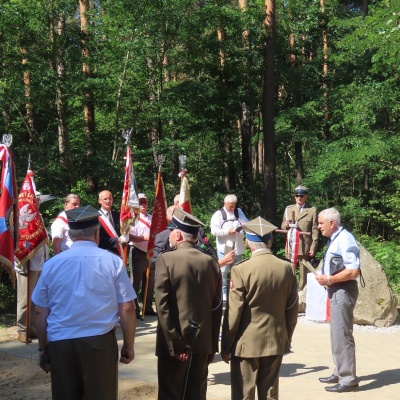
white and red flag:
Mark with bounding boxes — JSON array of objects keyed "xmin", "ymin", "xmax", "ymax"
[
  {"xmin": 178, "ymin": 172, "xmax": 192, "ymax": 214},
  {"xmin": 120, "ymin": 146, "xmax": 140, "ymax": 236},
  {"xmin": 147, "ymin": 170, "xmax": 167, "ymax": 261},
  {"xmin": 119, "ymin": 145, "xmax": 140, "ymax": 265},
  {"xmin": 15, "ymin": 169, "xmax": 48, "ymax": 265},
  {"xmin": 0, "ymin": 144, "xmax": 18, "ymax": 283}
]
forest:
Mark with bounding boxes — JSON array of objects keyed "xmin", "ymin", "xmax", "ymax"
[{"xmin": 1, "ymin": 0, "xmax": 400, "ymax": 293}]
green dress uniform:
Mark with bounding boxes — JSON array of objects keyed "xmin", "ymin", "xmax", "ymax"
[
  {"xmin": 155, "ymin": 241, "xmax": 222, "ymax": 400},
  {"xmin": 221, "ymin": 247, "xmax": 298, "ymax": 400},
  {"xmin": 281, "ymin": 203, "xmax": 319, "ymax": 289}
]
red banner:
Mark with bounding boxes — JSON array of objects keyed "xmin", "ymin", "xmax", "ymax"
[
  {"xmin": 147, "ymin": 171, "xmax": 167, "ymax": 261},
  {"xmin": 0, "ymin": 145, "xmax": 18, "ymax": 280},
  {"xmin": 15, "ymin": 170, "xmax": 48, "ymax": 265}
]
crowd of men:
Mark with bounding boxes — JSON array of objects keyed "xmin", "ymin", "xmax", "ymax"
[{"xmin": 18, "ymin": 185, "xmax": 361, "ymax": 399}]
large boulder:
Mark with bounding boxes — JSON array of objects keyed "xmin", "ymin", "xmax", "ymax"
[{"xmin": 354, "ymin": 244, "xmax": 398, "ymax": 327}]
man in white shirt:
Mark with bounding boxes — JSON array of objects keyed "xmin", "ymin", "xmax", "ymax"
[
  {"xmin": 210, "ymin": 194, "xmax": 248, "ymax": 300},
  {"xmin": 129, "ymin": 193, "xmax": 155, "ymax": 317},
  {"xmin": 50, "ymin": 193, "xmax": 80, "ymax": 254}
]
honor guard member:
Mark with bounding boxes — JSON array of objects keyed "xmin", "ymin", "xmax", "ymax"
[
  {"xmin": 129, "ymin": 193, "xmax": 156, "ymax": 317},
  {"xmin": 281, "ymin": 185, "xmax": 319, "ymax": 290},
  {"xmin": 50, "ymin": 193, "xmax": 80, "ymax": 254},
  {"xmin": 33, "ymin": 205, "xmax": 137, "ymax": 400},
  {"xmin": 221, "ymin": 217, "xmax": 298, "ymax": 400},
  {"xmin": 155, "ymin": 208, "xmax": 222, "ymax": 400},
  {"xmin": 98, "ymin": 190, "xmax": 123, "ymax": 256}
]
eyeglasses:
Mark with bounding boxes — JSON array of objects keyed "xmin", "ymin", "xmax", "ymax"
[{"xmin": 295, "ymin": 194, "xmax": 304, "ymax": 198}]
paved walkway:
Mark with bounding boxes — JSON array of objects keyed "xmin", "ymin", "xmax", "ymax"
[{"xmin": 1, "ymin": 315, "xmax": 399, "ymax": 399}]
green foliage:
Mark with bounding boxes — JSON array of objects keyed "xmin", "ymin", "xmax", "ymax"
[{"xmin": 360, "ymin": 235, "xmax": 400, "ymax": 295}]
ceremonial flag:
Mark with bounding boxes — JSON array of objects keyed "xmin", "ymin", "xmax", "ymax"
[
  {"xmin": 15, "ymin": 170, "xmax": 48, "ymax": 265},
  {"xmin": 0, "ymin": 144, "xmax": 18, "ymax": 283},
  {"xmin": 286, "ymin": 225, "xmax": 301, "ymax": 267},
  {"xmin": 147, "ymin": 170, "xmax": 167, "ymax": 261},
  {"xmin": 179, "ymin": 176, "xmax": 192, "ymax": 214},
  {"xmin": 120, "ymin": 146, "xmax": 139, "ymax": 237}
]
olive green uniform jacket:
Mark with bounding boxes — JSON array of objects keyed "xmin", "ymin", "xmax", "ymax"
[
  {"xmin": 155, "ymin": 241, "xmax": 222, "ymax": 357},
  {"xmin": 221, "ymin": 248, "xmax": 298, "ymax": 357},
  {"xmin": 281, "ymin": 203, "xmax": 319, "ymax": 257}
]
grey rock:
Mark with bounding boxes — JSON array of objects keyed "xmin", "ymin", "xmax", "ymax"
[{"xmin": 354, "ymin": 244, "xmax": 398, "ymax": 327}]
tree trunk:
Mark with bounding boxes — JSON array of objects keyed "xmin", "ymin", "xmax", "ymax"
[
  {"xmin": 262, "ymin": 0, "xmax": 277, "ymax": 221},
  {"xmin": 80, "ymin": 0, "xmax": 97, "ymax": 191},
  {"xmin": 238, "ymin": 0, "xmax": 256, "ymax": 213},
  {"xmin": 49, "ymin": 8, "xmax": 76, "ymax": 187},
  {"xmin": 320, "ymin": 0, "xmax": 330, "ymax": 140}
]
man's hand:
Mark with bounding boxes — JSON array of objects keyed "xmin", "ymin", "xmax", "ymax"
[
  {"xmin": 228, "ymin": 229, "xmax": 237, "ymax": 235},
  {"xmin": 218, "ymin": 250, "xmax": 235, "ymax": 267},
  {"xmin": 221, "ymin": 352, "xmax": 231, "ymax": 364},
  {"xmin": 308, "ymin": 250, "xmax": 315, "ymax": 257},
  {"xmin": 39, "ymin": 348, "xmax": 51, "ymax": 373},
  {"xmin": 120, "ymin": 345, "xmax": 135, "ymax": 364},
  {"xmin": 174, "ymin": 348, "xmax": 189, "ymax": 362}
]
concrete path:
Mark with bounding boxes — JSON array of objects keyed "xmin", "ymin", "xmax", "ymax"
[{"xmin": 1, "ymin": 315, "xmax": 399, "ymax": 399}]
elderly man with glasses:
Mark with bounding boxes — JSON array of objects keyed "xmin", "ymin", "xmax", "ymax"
[{"xmin": 281, "ymin": 185, "xmax": 319, "ymax": 290}]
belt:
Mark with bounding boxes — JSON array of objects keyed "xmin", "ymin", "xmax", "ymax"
[{"xmin": 328, "ymin": 280, "xmax": 356, "ymax": 288}]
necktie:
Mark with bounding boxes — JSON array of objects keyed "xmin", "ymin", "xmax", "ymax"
[{"xmin": 107, "ymin": 212, "xmax": 115, "ymax": 228}]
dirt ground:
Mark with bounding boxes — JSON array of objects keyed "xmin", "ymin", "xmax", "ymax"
[{"xmin": 0, "ymin": 325, "xmax": 158, "ymax": 400}]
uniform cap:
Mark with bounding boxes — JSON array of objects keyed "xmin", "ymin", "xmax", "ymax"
[
  {"xmin": 294, "ymin": 185, "xmax": 308, "ymax": 195},
  {"xmin": 171, "ymin": 208, "xmax": 205, "ymax": 235},
  {"xmin": 66, "ymin": 205, "xmax": 100, "ymax": 229},
  {"xmin": 138, "ymin": 193, "xmax": 147, "ymax": 200},
  {"xmin": 243, "ymin": 217, "xmax": 277, "ymax": 243}
]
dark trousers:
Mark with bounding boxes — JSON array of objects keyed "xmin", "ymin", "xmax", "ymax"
[
  {"xmin": 157, "ymin": 354, "xmax": 208, "ymax": 400},
  {"xmin": 130, "ymin": 246, "xmax": 155, "ymax": 311},
  {"xmin": 49, "ymin": 330, "xmax": 118, "ymax": 400}
]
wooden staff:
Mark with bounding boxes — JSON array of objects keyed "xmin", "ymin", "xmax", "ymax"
[{"xmin": 25, "ymin": 260, "xmax": 31, "ymax": 344}]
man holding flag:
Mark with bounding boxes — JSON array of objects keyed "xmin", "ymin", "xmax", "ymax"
[
  {"xmin": 15, "ymin": 169, "xmax": 48, "ymax": 344},
  {"xmin": 129, "ymin": 193, "xmax": 156, "ymax": 317},
  {"xmin": 281, "ymin": 185, "xmax": 319, "ymax": 290}
]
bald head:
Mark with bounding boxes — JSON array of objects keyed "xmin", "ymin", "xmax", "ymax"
[{"xmin": 98, "ymin": 190, "xmax": 113, "ymax": 212}]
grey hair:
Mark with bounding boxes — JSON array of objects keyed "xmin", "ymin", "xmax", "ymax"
[
  {"xmin": 69, "ymin": 223, "xmax": 100, "ymax": 242},
  {"xmin": 224, "ymin": 194, "xmax": 237, "ymax": 204},
  {"xmin": 64, "ymin": 193, "xmax": 80, "ymax": 204},
  {"xmin": 246, "ymin": 239, "xmax": 271, "ymax": 250},
  {"xmin": 180, "ymin": 230, "xmax": 197, "ymax": 242},
  {"xmin": 318, "ymin": 207, "xmax": 342, "ymax": 226}
]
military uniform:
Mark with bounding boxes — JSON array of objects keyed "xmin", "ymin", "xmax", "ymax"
[
  {"xmin": 155, "ymin": 209, "xmax": 222, "ymax": 400},
  {"xmin": 221, "ymin": 217, "xmax": 298, "ymax": 400},
  {"xmin": 281, "ymin": 186, "xmax": 319, "ymax": 290}
]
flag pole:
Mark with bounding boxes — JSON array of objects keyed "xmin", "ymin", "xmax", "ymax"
[
  {"xmin": 119, "ymin": 129, "xmax": 139, "ymax": 267},
  {"xmin": 25, "ymin": 156, "xmax": 31, "ymax": 345},
  {"xmin": 142, "ymin": 155, "xmax": 166, "ymax": 319}
]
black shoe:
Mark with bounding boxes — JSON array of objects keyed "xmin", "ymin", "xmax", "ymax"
[
  {"xmin": 144, "ymin": 309, "xmax": 157, "ymax": 316},
  {"xmin": 325, "ymin": 384, "xmax": 359, "ymax": 393},
  {"xmin": 319, "ymin": 374, "xmax": 339, "ymax": 384}
]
